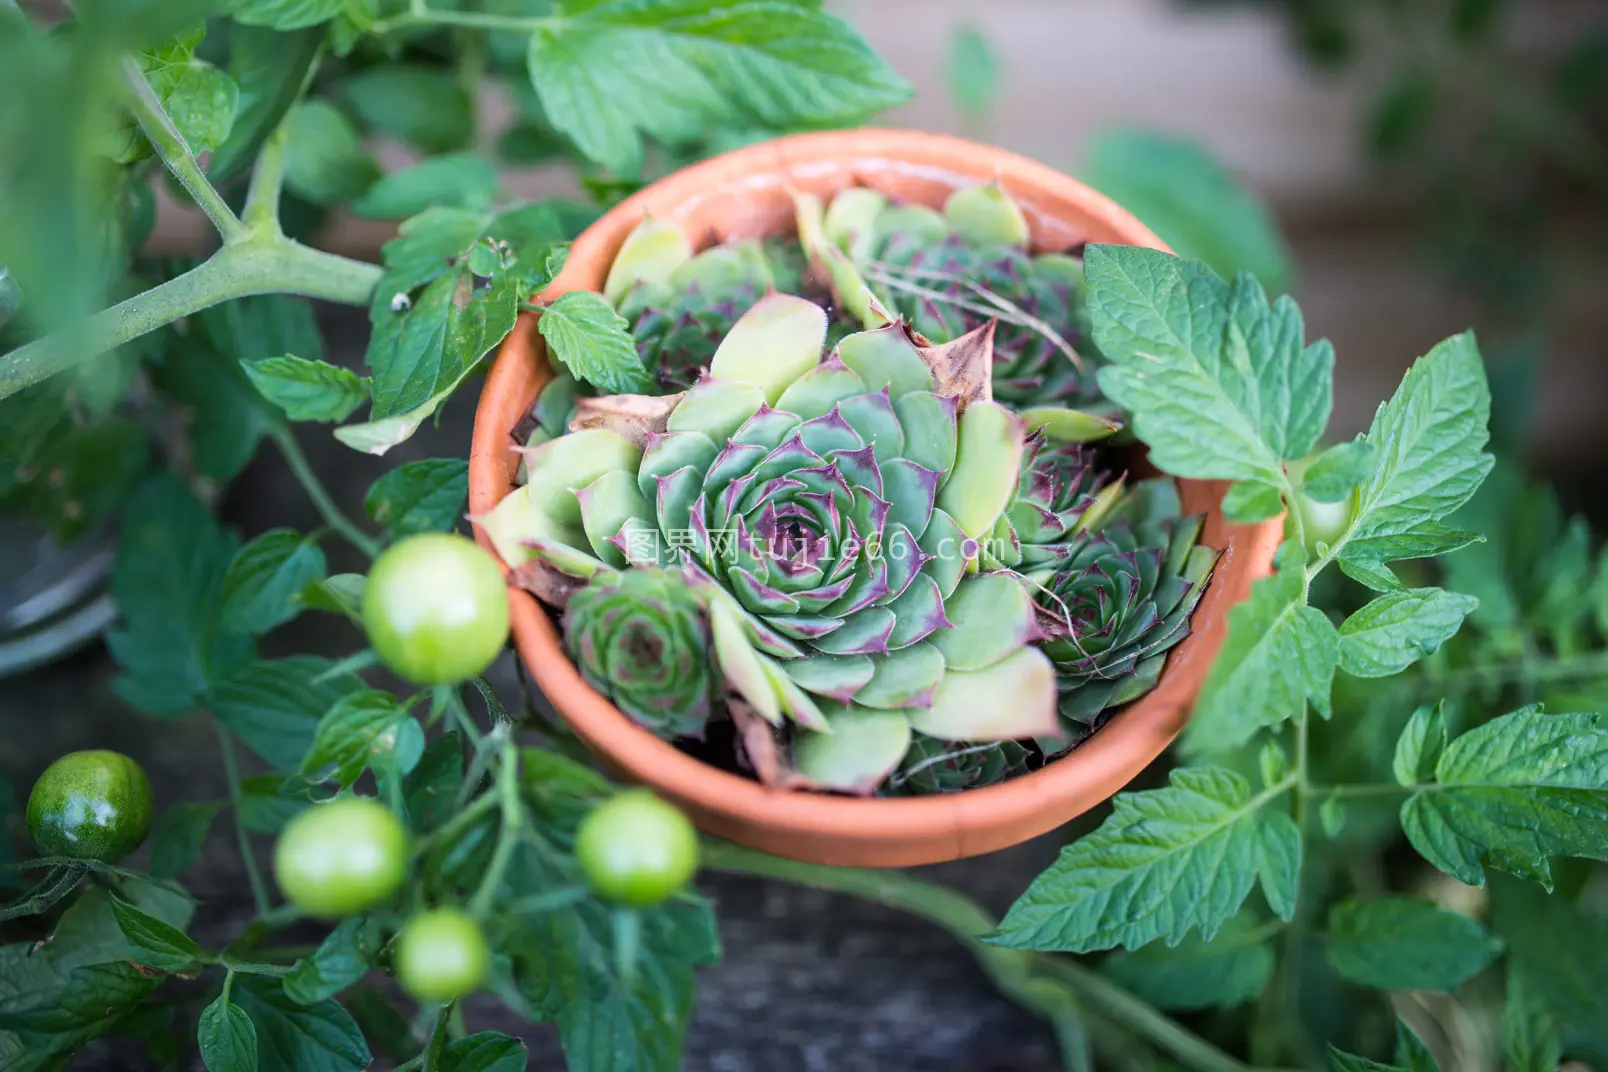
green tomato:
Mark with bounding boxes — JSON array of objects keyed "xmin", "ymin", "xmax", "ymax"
[
  {"xmin": 362, "ymin": 533, "xmax": 510, "ymax": 686},
  {"xmin": 1287, "ymin": 453, "xmax": 1358, "ymax": 553},
  {"xmin": 394, "ymin": 907, "xmax": 490, "ymax": 1003},
  {"xmin": 273, "ymin": 797, "xmax": 408, "ymax": 917},
  {"xmin": 575, "ymin": 790, "xmax": 699, "ymax": 907},
  {"xmin": 26, "ymin": 750, "xmax": 153, "ymax": 863}
]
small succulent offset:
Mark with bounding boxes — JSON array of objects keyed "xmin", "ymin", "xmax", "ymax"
[
  {"xmin": 806, "ymin": 183, "xmax": 1111, "ymax": 412},
  {"xmin": 483, "ymin": 290, "xmax": 1091, "ymax": 793},
  {"xmin": 563, "ymin": 567, "xmax": 718, "ymax": 740},
  {"xmin": 1037, "ymin": 480, "xmax": 1219, "ymax": 749}
]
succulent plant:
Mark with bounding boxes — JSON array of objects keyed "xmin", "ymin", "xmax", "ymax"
[
  {"xmin": 604, "ymin": 217, "xmax": 812, "ymax": 393},
  {"xmin": 806, "ymin": 184, "xmax": 1110, "ymax": 412},
  {"xmin": 480, "ymin": 291, "xmax": 1077, "ymax": 794},
  {"xmin": 1036, "ymin": 480, "xmax": 1220, "ymax": 752},
  {"xmin": 884, "ymin": 738, "xmax": 1032, "ymax": 796},
  {"xmin": 983, "ymin": 431, "xmax": 1126, "ymax": 577},
  {"xmin": 562, "ymin": 566, "xmax": 718, "ymax": 740}
]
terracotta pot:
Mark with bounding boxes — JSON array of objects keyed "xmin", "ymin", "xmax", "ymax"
[{"xmin": 469, "ymin": 128, "xmax": 1283, "ymax": 867}]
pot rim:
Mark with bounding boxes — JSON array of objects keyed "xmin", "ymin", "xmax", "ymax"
[{"xmin": 469, "ymin": 128, "xmax": 1283, "ymax": 864}]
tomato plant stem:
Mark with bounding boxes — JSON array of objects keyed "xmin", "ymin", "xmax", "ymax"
[
  {"xmin": 702, "ymin": 843, "xmax": 1272, "ymax": 1072},
  {"xmin": 421, "ymin": 1000, "xmax": 453, "ymax": 1072},
  {"xmin": 468, "ymin": 738, "xmax": 523, "ymax": 918},
  {"xmin": 243, "ymin": 124, "xmax": 289, "ymax": 236},
  {"xmin": 121, "ymin": 57, "xmax": 247, "ymax": 245},
  {"xmin": 0, "ymin": 238, "xmax": 382, "ymax": 401},
  {"xmin": 217, "ymin": 723, "xmax": 272, "ymax": 918},
  {"xmin": 269, "ymin": 426, "xmax": 383, "ymax": 557}
]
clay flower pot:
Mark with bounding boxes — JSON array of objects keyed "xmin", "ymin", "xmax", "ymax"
[{"xmin": 469, "ymin": 129, "xmax": 1282, "ymax": 867}]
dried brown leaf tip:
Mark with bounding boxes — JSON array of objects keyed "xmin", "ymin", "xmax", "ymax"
[
  {"xmin": 567, "ymin": 392, "xmax": 684, "ymax": 446},
  {"xmin": 921, "ymin": 318, "xmax": 997, "ymax": 411}
]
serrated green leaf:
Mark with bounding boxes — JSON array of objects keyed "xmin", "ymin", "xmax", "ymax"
[
  {"xmin": 152, "ymin": 331, "xmax": 274, "ymax": 483},
  {"xmin": 527, "ymin": 0, "xmax": 910, "ymax": 174},
  {"xmin": 1502, "ymin": 968, "xmax": 1561, "ymax": 1072},
  {"xmin": 242, "ymin": 356, "xmax": 371, "ymax": 423},
  {"xmin": 1222, "ymin": 479, "xmax": 1284, "ymax": 524},
  {"xmin": 1338, "ymin": 557, "xmax": 1403, "ymax": 593},
  {"xmin": 1257, "ymin": 740, "xmax": 1289, "ymax": 788},
  {"xmin": 1319, "ymin": 795, "xmax": 1346, "ymax": 836},
  {"xmin": 300, "ymin": 689, "xmax": 411, "ymax": 788},
  {"xmin": 283, "ymin": 919, "xmax": 371, "ymax": 1006},
  {"xmin": 0, "ymin": 962, "xmax": 159, "ymax": 1059},
  {"xmin": 199, "ymin": 994, "xmax": 258, "ymax": 1072},
  {"xmin": 297, "ymin": 573, "xmax": 365, "ymax": 620},
  {"xmin": 1302, "ymin": 440, "xmax": 1376, "ymax": 502},
  {"xmin": 208, "ymin": 656, "xmax": 366, "ymax": 769},
  {"xmin": 403, "ymin": 730, "xmax": 464, "ymax": 834},
  {"xmin": 1489, "ymin": 875, "xmax": 1608, "ymax": 1056},
  {"xmin": 1337, "ymin": 588, "xmax": 1477, "ymax": 678},
  {"xmin": 351, "ymin": 154, "xmax": 500, "ymax": 219},
  {"xmin": 343, "ymin": 64, "xmax": 474, "ymax": 154},
  {"xmin": 109, "ymin": 895, "xmax": 199, "ymax": 971},
  {"xmin": 1255, "ymin": 811, "xmax": 1301, "ymax": 920},
  {"xmin": 221, "ymin": 529, "xmax": 327, "ymax": 635},
  {"xmin": 1393, "ymin": 703, "xmax": 1447, "ymax": 787},
  {"xmin": 233, "ymin": 974, "xmax": 369, "ymax": 1072},
  {"xmin": 209, "ymin": 24, "xmax": 322, "ymax": 183},
  {"xmin": 437, "ymin": 1031, "xmax": 528, "ymax": 1072},
  {"xmin": 237, "ymin": 774, "xmax": 310, "ymax": 835},
  {"xmin": 148, "ymin": 801, "xmax": 222, "ymax": 880},
  {"xmin": 284, "ymin": 100, "xmax": 381, "ymax": 206},
  {"xmin": 990, "ymin": 768, "xmax": 1293, "ymax": 952},
  {"xmin": 1088, "ymin": 245, "xmax": 1331, "ymax": 486},
  {"xmin": 1339, "ymin": 333, "xmax": 1493, "ymax": 566},
  {"xmin": 1184, "ymin": 549, "xmax": 1338, "ymax": 752},
  {"xmin": 1400, "ymin": 708, "xmax": 1608, "ymax": 888},
  {"xmin": 116, "ymin": 29, "xmax": 238, "ymax": 162},
  {"xmin": 1325, "ymin": 897, "xmax": 1501, "ymax": 992},
  {"xmin": 537, "ymin": 290, "xmax": 652, "ymax": 393},
  {"xmin": 108, "ymin": 474, "xmax": 252, "ymax": 716},
  {"xmin": 1081, "ymin": 130, "xmax": 1292, "ymax": 292},
  {"xmin": 1327, "ymin": 1046, "xmax": 1409, "ymax": 1072},
  {"xmin": 231, "ymin": 0, "xmax": 347, "ymax": 30},
  {"xmin": 1342, "ymin": 525, "xmax": 1483, "ymax": 565},
  {"xmin": 1101, "ymin": 915, "xmax": 1275, "ymax": 1011},
  {"xmin": 365, "ymin": 459, "xmax": 468, "ymax": 536}
]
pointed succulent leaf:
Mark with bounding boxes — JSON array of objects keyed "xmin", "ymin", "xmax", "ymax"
[
  {"xmin": 784, "ymin": 653, "xmax": 875, "ymax": 701},
  {"xmin": 708, "ymin": 596, "xmax": 782, "ymax": 725},
  {"xmin": 604, "ymin": 217, "xmax": 692, "ymax": 306},
  {"xmin": 855, "ymin": 642, "xmax": 946, "ymax": 709},
  {"xmin": 1019, "ymin": 407, "xmax": 1123, "ymax": 443},
  {"xmin": 576, "ymin": 470, "xmax": 656, "ymax": 567},
  {"xmin": 944, "ymin": 183, "xmax": 1029, "ymax": 248},
  {"xmin": 709, "ymin": 293, "xmax": 827, "ymax": 405},
  {"xmin": 929, "ymin": 573, "xmax": 1041, "ymax": 671},
  {"xmin": 892, "ymin": 391, "xmax": 959, "ymax": 479},
  {"xmin": 794, "ymin": 704, "xmax": 912, "ymax": 794},
  {"xmin": 823, "ymin": 187, "xmax": 888, "ymax": 261},
  {"xmin": 910, "ymin": 646, "xmax": 1059, "ymax": 741},
  {"xmin": 665, "ymin": 378, "xmax": 768, "ymax": 443},
  {"xmin": 795, "ymin": 191, "xmax": 885, "ymax": 328},
  {"xmin": 873, "ymin": 203, "xmax": 952, "ymax": 247},
  {"xmin": 834, "ymin": 323, "xmax": 935, "ymax": 399},
  {"xmin": 522, "ymin": 428, "xmax": 642, "ymax": 527},
  {"xmin": 938, "ymin": 401, "xmax": 1023, "ymax": 539},
  {"xmin": 920, "ymin": 320, "xmax": 997, "ymax": 409},
  {"xmin": 776, "ymin": 356, "xmax": 868, "ymax": 420}
]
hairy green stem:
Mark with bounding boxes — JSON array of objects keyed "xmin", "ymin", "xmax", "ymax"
[
  {"xmin": 243, "ymin": 124, "xmax": 290, "ymax": 235},
  {"xmin": 218, "ymin": 723, "xmax": 272, "ymax": 918},
  {"xmin": 468, "ymin": 738, "xmax": 523, "ymax": 918},
  {"xmin": 1419, "ymin": 648, "xmax": 1608, "ymax": 694},
  {"xmin": 702, "ymin": 843, "xmax": 1262, "ymax": 1072},
  {"xmin": 269, "ymin": 426, "xmax": 383, "ymax": 558},
  {"xmin": 1, "ymin": 239, "xmax": 382, "ymax": 400},
  {"xmin": 122, "ymin": 57, "xmax": 247, "ymax": 244}
]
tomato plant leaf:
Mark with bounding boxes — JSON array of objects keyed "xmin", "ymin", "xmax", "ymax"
[
  {"xmin": 148, "ymin": 801, "xmax": 223, "ymax": 880},
  {"xmin": 237, "ymin": 774, "xmax": 311, "ymax": 835},
  {"xmin": 403, "ymin": 730, "xmax": 465, "ymax": 834},
  {"xmin": 1100, "ymin": 914, "xmax": 1275, "ymax": 1011},
  {"xmin": 298, "ymin": 574, "xmax": 366, "ymax": 621},
  {"xmin": 114, "ymin": 27, "xmax": 238, "ymax": 163},
  {"xmin": 1400, "ymin": 708, "xmax": 1608, "ymax": 888},
  {"xmin": 1338, "ymin": 557, "xmax": 1404, "ymax": 593},
  {"xmin": 1339, "ymin": 332, "xmax": 1494, "ymax": 566},
  {"xmin": 351, "ymin": 153, "xmax": 500, "ymax": 220},
  {"xmin": 198, "ymin": 994, "xmax": 258, "ymax": 1072},
  {"xmin": 526, "ymin": 0, "xmax": 910, "ymax": 174},
  {"xmin": 1489, "ymin": 876, "xmax": 1608, "ymax": 1055},
  {"xmin": 1327, "ymin": 1047, "xmax": 1412, "ymax": 1072},
  {"xmin": 1325, "ymin": 897, "xmax": 1502, "ymax": 992},
  {"xmin": 208, "ymin": 23, "xmax": 322, "ymax": 183},
  {"xmin": 1221, "ymin": 479, "xmax": 1284, "ymax": 524},
  {"xmin": 283, "ymin": 919, "xmax": 373, "ymax": 1006},
  {"xmin": 1256, "ymin": 810, "xmax": 1302, "ymax": 921},
  {"xmin": 242, "ymin": 355, "xmax": 371, "ymax": 423},
  {"xmin": 1184, "ymin": 549, "xmax": 1338, "ymax": 752},
  {"xmin": 299, "ymin": 689, "xmax": 413, "ymax": 788},
  {"xmin": 989, "ymin": 768, "xmax": 1295, "ymax": 952},
  {"xmin": 1081, "ymin": 129, "xmax": 1293, "ymax": 292},
  {"xmin": 108, "ymin": 474, "xmax": 252, "ymax": 716},
  {"xmin": 0, "ymin": 962, "xmax": 159, "ymax": 1059},
  {"xmin": 231, "ymin": 0, "xmax": 348, "ymax": 30},
  {"xmin": 1087, "ymin": 244, "xmax": 1332, "ymax": 500},
  {"xmin": 284, "ymin": 100, "xmax": 381, "ymax": 206},
  {"xmin": 153, "ymin": 332, "xmax": 275, "ymax": 483},
  {"xmin": 365, "ymin": 458, "xmax": 469, "ymax": 536},
  {"xmin": 537, "ymin": 290, "xmax": 653, "ymax": 394},
  {"xmin": 342, "ymin": 64, "xmax": 474, "ymax": 154},
  {"xmin": 109, "ymin": 894, "xmax": 200, "ymax": 972},
  {"xmin": 437, "ymin": 1031, "xmax": 528, "ymax": 1072},
  {"xmin": 221, "ymin": 529, "xmax": 328, "ymax": 635},
  {"xmin": 1502, "ymin": 968, "xmax": 1561, "ymax": 1072},
  {"xmin": 1392, "ymin": 703, "xmax": 1447, "ymax": 787},
  {"xmin": 232, "ymin": 974, "xmax": 369, "ymax": 1072},
  {"xmin": 1301, "ymin": 440, "xmax": 1376, "ymax": 503},
  {"xmin": 208, "ymin": 656, "xmax": 366, "ymax": 769},
  {"xmin": 1337, "ymin": 588, "xmax": 1478, "ymax": 678}
]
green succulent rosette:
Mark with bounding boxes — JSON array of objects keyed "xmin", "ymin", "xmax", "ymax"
[
  {"xmin": 885, "ymin": 738, "xmax": 1032, "ymax": 795},
  {"xmin": 983, "ymin": 429, "xmax": 1126, "ymax": 577},
  {"xmin": 808, "ymin": 184, "xmax": 1111, "ymax": 412},
  {"xmin": 481, "ymin": 292, "xmax": 1069, "ymax": 794},
  {"xmin": 1037, "ymin": 480, "xmax": 1221, "ymax": 753},
  {"xmin": 562, "ymin": 567, "xmax": 717, "ymax": 740},
  {"xmin": 602, "ymin": 217, "xmax": 811, "ymax": 393}
]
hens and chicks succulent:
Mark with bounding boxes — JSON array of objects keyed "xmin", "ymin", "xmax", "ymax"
[{"xmin": 480, "ymin": 183, "xmax": 1219, "ymax": 795}]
